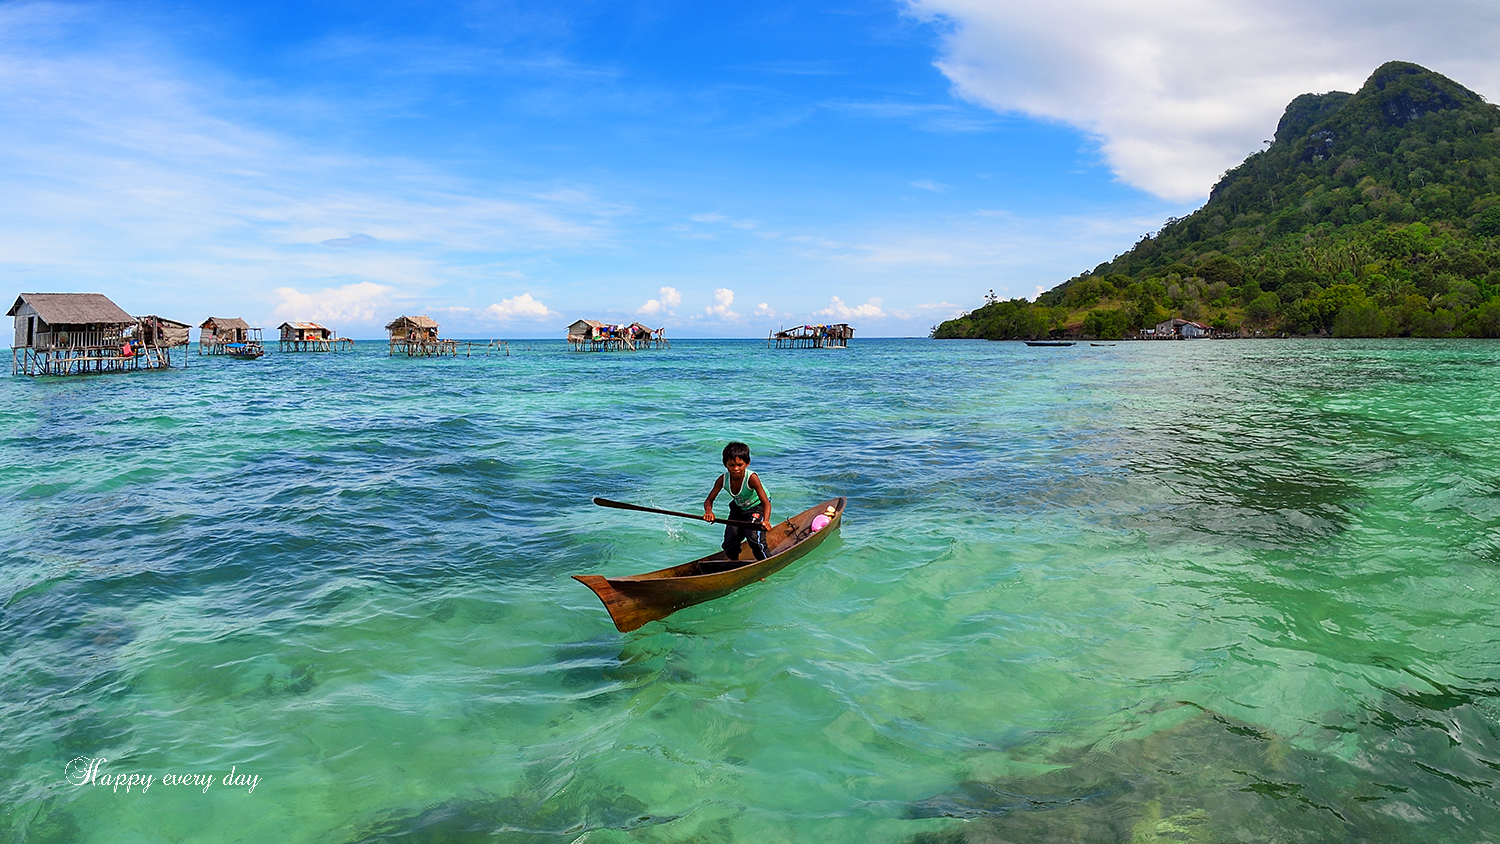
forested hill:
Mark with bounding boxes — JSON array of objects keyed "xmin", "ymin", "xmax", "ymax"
[{"xmin": 933, "ymin": 61, "xmax": 1500, "ymax": 340}]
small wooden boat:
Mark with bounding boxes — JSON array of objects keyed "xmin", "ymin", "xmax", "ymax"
[
  {"xmin": 1024, "ymin": 340, "xmax": 1075, "ymax": 347},
  {"xmin": 574, "ymin": 497, "xmax": 846, "ymax": 632},
  {"xmin": 224, "ymin": 342, "xmax": 265, "ymax": 359}
]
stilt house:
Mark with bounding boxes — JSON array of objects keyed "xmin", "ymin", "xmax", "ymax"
[
  {"xmin": 8, "ymin": 293, "xmax": 184, "ymax": 376},
  {"xmin": 387, "ymin": 315, "xmax": 439, "ymax": 342},
  {"xmin": 278, "ymin": 321, "xmax": 352, "ymax": 352},
  {"xmin": 567, "ymin": 319, "xmax": 604, "ymax": 349},
  {"xmin": 566, "ymin": 319, "xmax": 667, "ymax": 351},
  {"xmin": 136, "ymin": 315, "xmax": 191, "ymax": 347},
  {"xmin": 201, "ymin": 316, "xmax": 251, "ymax": 343},
  {"xmin": 11, "ymin": 293, "xmax": 135, "ymax": 351},
  {"xmin": 199, "ymin": 317, "xmax": 258, "ymax": 355},
  {"xmin": 281, "ymin": 322, "xmax": 332, "ymax": 342},
  {"xmin": 386, "ymin": 315, "xmax": 459, "ymax": 356},
  {"xmin": 769, "ymin": 323, "xmax": 854, "ymax": 349}
]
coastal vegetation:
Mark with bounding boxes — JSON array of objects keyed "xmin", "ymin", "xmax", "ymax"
[{"xmin": 934, "ymin": 62, "xmax": 1500, "ymax": 340}]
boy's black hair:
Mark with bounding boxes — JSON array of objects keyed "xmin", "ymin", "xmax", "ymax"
[{"xmin": 722, "ymin": 441, "xmax": 751, "ymax": 464}]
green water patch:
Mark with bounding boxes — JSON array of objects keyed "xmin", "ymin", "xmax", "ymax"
[
  {"xmin": 340, "ymin": 782, "xmax": 674, "ymax": 843},
  {"xmin": 903, "ymin": 705, "xmax": 1427, "ymax": 842}
]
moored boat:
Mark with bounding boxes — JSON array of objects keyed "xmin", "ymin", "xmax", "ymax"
[
  {"xmin": 224, "ymin": 342, "xmax": 265, "ymax": 359},
  {"xmin": 1024, "ymin": 340, "xmax": 1075, "ymax": 347},
  {"xmin": 573, "ymin": 497, "xmax": 846, "ymax": 632}
]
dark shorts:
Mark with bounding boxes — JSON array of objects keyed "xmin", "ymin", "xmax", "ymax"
[{"xmin": 723, "ymin": 503, "xmax": 768, "ymax": 561}]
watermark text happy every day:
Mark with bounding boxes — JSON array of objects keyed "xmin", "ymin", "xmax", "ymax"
[{"xmin": 66, "ymin": 757, "xmax": 260, "ymax": 794}]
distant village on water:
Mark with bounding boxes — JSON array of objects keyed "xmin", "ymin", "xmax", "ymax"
[{"xmin": 7, "ymin": 292, "xmax": 855, "ymax": 378}]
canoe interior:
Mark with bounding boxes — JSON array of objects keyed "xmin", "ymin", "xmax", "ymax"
[{"xmin": 574, "ymin": 496, "xmax": 845, "ymax": 632}]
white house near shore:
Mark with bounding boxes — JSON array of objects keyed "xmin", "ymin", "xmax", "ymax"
[{"xmin": 1152, "ymin": 318, "xmax": 1212, "ymax": 338}]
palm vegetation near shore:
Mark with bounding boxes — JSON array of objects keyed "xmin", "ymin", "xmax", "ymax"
[{"xmin": 934, "ymin": 61, "xmax": 1500, "ymax": 340}]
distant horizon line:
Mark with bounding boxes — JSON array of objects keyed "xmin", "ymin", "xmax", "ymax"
[{"xmin": 284, "ymin": 334, "xmax": 930, "ymax": 342}]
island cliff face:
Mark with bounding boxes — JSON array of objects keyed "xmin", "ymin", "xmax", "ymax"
[{"xmin": 934, "ymin": 62, "xmax": 1500, "ymax": 340}]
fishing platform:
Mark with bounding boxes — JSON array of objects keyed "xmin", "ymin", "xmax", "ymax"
[
  {"xmin": 768, "ymin": 323, "xmax": 853, "ymax": 349},
  {"xmin": 8, "ymin": 293, "xmax": 190, "ymax": 377},
  {"xmin": 278, "ymin": 322, "xmax": 355, "ymax": 352},
  {"xmin": 566, "ymin": 320, "xmax": 668, "ymax": 351}
]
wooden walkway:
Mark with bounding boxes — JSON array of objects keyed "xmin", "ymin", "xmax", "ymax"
[{"xmin": 388, "ymin": 339, "xmax": 510, "ymax": 357}]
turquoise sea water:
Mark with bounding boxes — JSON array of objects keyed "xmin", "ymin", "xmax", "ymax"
[{"xmin": 4, "ymin": 338, "xmax": 1500, "ymax": 843}]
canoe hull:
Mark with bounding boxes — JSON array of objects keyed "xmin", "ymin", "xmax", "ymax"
[{"xmin": 574, "ymin": 497, "xmax": 845, "ymax": 632}]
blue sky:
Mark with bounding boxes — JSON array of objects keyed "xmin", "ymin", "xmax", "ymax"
[{"xmin": 3, "ymin": 1, "xmax": 1496, "ymax": 338}]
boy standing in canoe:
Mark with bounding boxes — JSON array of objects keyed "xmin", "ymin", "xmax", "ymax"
[{"xmin": 704, "ymin": 441, "xmax": 771, "ymax": 561}]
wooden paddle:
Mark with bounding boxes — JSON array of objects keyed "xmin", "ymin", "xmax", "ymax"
[{"xmin": 592, "ymin": 497, "xmax": 768, "ymax": 532}]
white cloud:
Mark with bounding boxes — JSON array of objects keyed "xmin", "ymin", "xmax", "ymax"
[
  {"xmin": 485, "ymin": 293, "xmax": 557, "ymax": 321},
  {"xmin": 911, "ymin": 179, "xmax": 948, "ymax": 193},
  {"xmin": 704, "ymin": 287, "xmax": 740, "ymax": 320},
  {"xmin": 815, "ymin": 296, "xmax": 886, "ymax": 320},
  {"xmin": 637, "ymin": 286, "xmax": 682, "ymax": 315},
  {"xmin": 905, "ymin": 0, "xmax": 1500, "ymax": 201},
  {"xmin": 273, "ymin": 282, "xmax": 396, "ymax": 324}
]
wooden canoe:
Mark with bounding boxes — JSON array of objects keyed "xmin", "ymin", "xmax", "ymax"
[{"xmin": 573, "ymin": 496, "xmax": 846, "ymax": 632}]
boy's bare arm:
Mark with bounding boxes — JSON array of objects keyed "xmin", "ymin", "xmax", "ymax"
[{"xmin": 704, "ymin": 476, "xmax": 724, "ymax": 521}]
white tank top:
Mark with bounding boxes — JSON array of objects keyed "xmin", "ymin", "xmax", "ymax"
[{"xmin": 722, "ymin": 471, "xmax": 761, "ymax": 509}]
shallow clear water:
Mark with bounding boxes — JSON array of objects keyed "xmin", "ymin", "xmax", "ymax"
[{"xmin": 4, "ymin": 338, "xmax": 1500, "ymax": 843}]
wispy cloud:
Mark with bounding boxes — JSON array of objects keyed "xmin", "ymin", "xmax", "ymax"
[
  {"xmin": 691, "ymin": 211, "xmax": 761, "ymax": 230},
  {"xmin": 321, "ymin": 233, "xmax": 378, "ymax": 248},
  {"xmin": 823, "ymin": 99, "xmax": 999, "ymax": 132},
  {"xmin": 910, "ymin": 179, "xmax": 948, "ymax": 193},
  {"xmin": 732, "ymin": 60, "xmax": 846, "ymax": 76}
]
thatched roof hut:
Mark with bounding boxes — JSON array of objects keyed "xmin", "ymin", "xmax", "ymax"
[
  {"xmin": 8, "ymin": 293, "xmax": 136, "ymax": 350},
  {"xmin": 136, "ymin": 315, "xmax": 191, "ymax": 346},
  {"xmin": 567, "ymin": 319, "xmax": 604, "ymax": 340},
  {"xmin": 386, "ymin": 315, "xmax": 439, "ymax": 340},
  {"xmin": 200, "ymin": 316, "xmax": 252, "ymax": 343}
]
